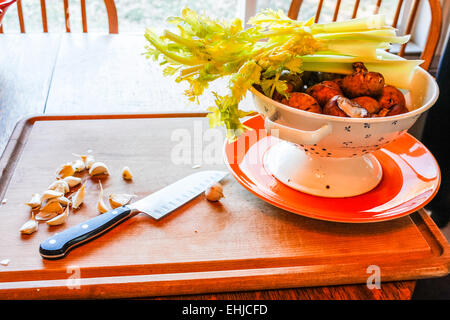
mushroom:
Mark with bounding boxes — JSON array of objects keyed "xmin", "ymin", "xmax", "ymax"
[
  {"xmin": 287, "ymin": 92, "xmax": 322, "ymax": 113},
  {"xmin": 340, "ymin": 62, "xmax": 385, "ymax": 98},
  {"xmin": 378, "ymin": 85, "xmax": 407, "ymax": 110},
  {"xmin": 323, "ymin": 95, "xmax": 369, "ymax": 118},
  {"xmin": 351, "ymin": 96, "xmax": 381, "ymax": 114}
]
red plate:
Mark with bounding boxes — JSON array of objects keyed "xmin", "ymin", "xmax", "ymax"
[{"xmin": 224, "ymin": 115, "xmax": 441, "ymax": 223}]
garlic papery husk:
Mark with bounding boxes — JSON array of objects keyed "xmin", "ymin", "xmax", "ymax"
[
  {"xmin": 24, "ymin": 193, "xmax": 41, "ymax": 209},
  {"xmin": 108, "ymin": 194, "xmax": 136, "ymax": 209},
  {"xmin": 46, "ymin": 205, "xmax": 69, "ymax": 226},
  {"xmin": 71, "ymin": 182, "xmax": 86, "ymax": 209},
  {"xmin": 41, "ymin": 190, "xmax": 64, "ymax": 202},
  {"xmin": 205, "ymin": 182, "xmax": 224, "ymax": 202},
  {"xmin": 37, "ymin": 201, "xmax": 64, "ymax": 220},
  {"xmin": 89, "ymin": 162, "xmax": 109, "ymax": 176},
  {"xmin": 56, "ymin": 163, "xmax": 75, "ymax": 179},
  {"xmin": 97, "ymin": 182, "xmax": 109, "ymax": 213},
  {"xmin": 71, "ymin": 159, "xmax": 86, "ymax": 173},
  {"xmin": 48, "ymin": 180, "xmax": 70, "ymax": 194},
  {"xmin": 20, "ymin": 213, "xmax": 38, "ymax": 234},
  {"xmin": 122, "ymin": 167, "xmax": 133, "ymax": 181},
  {"xmin": 63, "ymin": 176, "xmax": 82, "ymax": 188}
]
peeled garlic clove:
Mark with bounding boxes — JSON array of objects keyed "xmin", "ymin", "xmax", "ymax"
[
  {"xmin": 205, "ymin": 182, "xmax": 224, "ymax": 202},
  {"xmin": 39, "ymin": 200, "xmax": 64, "ymax": 216},
  {"xmin": 108, "ymin": 193, "xmax": 136, "ymax": 209},
  {"xmin": 122, "ymin": 166, "xmax": 133, "ymax": 181},
  {"xmin": 85, "ymin": 155, "xmax": 95, "ymax": 169},
  {"xmin": 72, "ymin": 182, "xmax": 86, "ymax": 209},
  {"xmin": 47, "ymin": 196, "xmax": 71, "ymax": 207},
  {"xmin": 89, "ymin": 162, "xmax": 109, "ymax": 176},
  {"xmin": 25, "ymin": 193, "xmax": 41, "ymax": 209},
  {"xmin": 71, "ymin": 159, "xmax": 86, "ymax": 173},
  {"xmin": 63, "ymin": 176, "xmax": 82, "ymax": 188},
  {"xmin": 20, "ymin": 214, "xmax": 38, "ymax": 234},
  {"xmin": 46, "ymin": 205, "xmax": 69, "ymax": 226},
  {"xmin": 41, "ymin": 190, "xmax": 64, "ymax": 202},
  {"xmin": 48, "ymin": 180, "xmax": 70, "ymax": 194},
  {"xmin": 56, "ymin": 163, "xmax": 75, "ymax": 179},
  {"xmin": 97, "ymin": 182, "xmax": 109, "ymax": 214}
]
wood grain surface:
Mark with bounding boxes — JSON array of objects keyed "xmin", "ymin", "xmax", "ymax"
[{"xmin": 0, "ymin": 115, "xmax": 448, "ymax": 300}]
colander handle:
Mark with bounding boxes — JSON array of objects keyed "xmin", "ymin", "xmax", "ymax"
[{"xmin": 265, "ymin": 117, "xmax": 332, "ymax": 146}]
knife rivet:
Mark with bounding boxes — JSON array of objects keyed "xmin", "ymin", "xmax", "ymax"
[
  {"xmin": 81, "ymin": 224, "xmax": 89, "ymax": 229},
  {"xmin": 49, "ymin": 239, "xmax": 56, "ymax": 245}
]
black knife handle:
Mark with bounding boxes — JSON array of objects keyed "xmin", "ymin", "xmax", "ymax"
[{"xmin": 39, "ymin": 206, "xmax": 133, "ymax": 259}]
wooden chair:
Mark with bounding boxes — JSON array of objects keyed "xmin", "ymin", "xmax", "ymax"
[
  {"xmin": 288, "ymin": 0, "xmax": 442, "ymax": 71},
  {"xmin": 0, "ymin": 0, "xmax": 118, "ymax": 34}
]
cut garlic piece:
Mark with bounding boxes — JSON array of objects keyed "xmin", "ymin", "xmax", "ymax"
[
  {"xmin": 205, "ymin": 182, "xmax": 224, "ymax": 202},
  {"xmin": 39, "ymin": 200, "xmax": 64, "ymax": 216},
  {"xmin": 46, "ymin": 205, "xmax": 69, "ymax": 226},
  {"xmin": 63, "ymin": 176, "xmax": 82, "ymax": 188},
  {"xmin": 89, "ymin": 162, "xmax": 109, "ymax": 176},
  {"xmin": 122, "ymin": 166, "xmax": 133, "ymax": 181},
  {"xmin": 25, "ymin": 193, "xmax": 41, "ymax": 209},
  {"xmin": 48, "ymin": 180, "xmax": 70, "ymax": 194},
  {"xmin": 71, "ymin": 159, "xmax": 86, "ymax": 173},
  {"xmin": 108, "ymin": 193, "xmax": 136, "ymax": 209},
  {"xmin": 41, "ymin": 190, "xmax": 64, "ymax": 202},
  {"xmin": 56, "ymin": 163, "xmax": 75, "ymax": 179},
  {"xmin": 47, "ymin": 196, "xmax": 71, "ymax": 207},
  {"xmin": 97, "ymin": 182, "xmax": 109, "ymax": 214},
  {"xmin": 20, "ymin": 214, "xmax": 38, "ymax": 234},
  {"xmin": 72, "ymin": 182, "xmax": 86, "ymax": 209},
  {"xmin": 85, "ymin": 155, "xmax": 95, "ymax": 169}
]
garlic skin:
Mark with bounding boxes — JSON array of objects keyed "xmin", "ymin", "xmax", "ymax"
[
  {"xmin": 89, "ymin": 162, "xmax": 109, "ymax": 176},
  {"xmin": 63, "ymin": 176, "xmax": 82, "ymax": 188},
  {"xmin": 41, "ymin": 190, "xmax": 64, "ymax": 202},
  {"xmin": 48, "ymin": 180, "xmax": 70, "ymax": 194},
  {"xmin": 108, "ymin": 194, "xmax": 135, "ymax": 209},
  {"xmin": 71, "ymin": 159, "xmax": 86, "ymax": 173},
  {"xmin": 122, "ymin": 166, "xmax": 133, "ymax": 181},
  {"xmin": 47, "ymin": 196, "xmax": 71, "ymax": 207},
  {"xmin": 71, "ymin": 182, "xmax": 86, "ymax": 209},
  {"xmin": 20, "ymin": 214, "xmax": 38, "ymax": 234},
  {"xmin": 46, "ymin": 205, "xmax": 69, "ymax": 226},
  {"xmin": 25, "ymin": 193, "xmax": 41, "ymax": 209},
  {"xmin": 205, "ymin": 183, "xmax": 224, "ymax": 202},
  {"xmin": 56, "ymin": 163, "xmax": 75, "ymax": 179},
  {"xmin": 97, "ymin": 182, "xmax": 109, "ymax": 213},
  {"xmin": 85, "ymin": 155, "xmax": 95, "ymax": 169},
  {"xmin": 37, "ymin": 201, "xmax": 64, "ymax": 220}
]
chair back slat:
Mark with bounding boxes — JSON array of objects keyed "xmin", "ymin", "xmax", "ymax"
[
  {"xmin": 392, "ymin": 0, "xmax": 404, "ymax": 28},
  {"xmin": 16, "ymin": 0, "xmax": 24, "ymax": 32},
  {"xmin": 81, "ymin": 0, "xmax": 87, "ymax": 33},
  {"xmin": 399, "ymin": 0, "xmax": 421, "ymax": 57},
  {"xmin": 332, "ymin": 0, "xmax": 342, "ymax": 22},
  {"xmin": 287, "ymin": 0, "xmax": 303, "ymax": 21},
  {"xmin": 314, "ymin": 0, "xmax": 324, "ymax": 23},
  {"xmin": 63, "ymin": 0, "xmax": 70, "ymax": 32},
  {"xmin": 104, "ymin": 0, "xmax": 118, "ymax": 34},
  {"xmin": 374, "ymin": 0, "xmax": 383, "ymax": 14},
  {"xmin": 352, "ymin": 0, "xmax": 360, "ymax": 19},
  {"xmin": 40, "ymin": 0, "xmax": 48, "ymax": 32}
]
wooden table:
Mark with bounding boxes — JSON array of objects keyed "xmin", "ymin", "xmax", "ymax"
[{"xmin": 0, "ymin": 33, "xmax": 420, "ymax": 300}]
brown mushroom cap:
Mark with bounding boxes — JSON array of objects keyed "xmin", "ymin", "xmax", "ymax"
[
  {"xmin": 306, "ymin": 82, "xmax": 342, "ymax": 107},
  {"xmin": 378, "ymin": 85, "xmax": 406, "ymax": 109},
  {"xmin": 324, "ymin": 95, "xmax": 369, "ymax": 118},
  {"xmin": 351, "ymin": 96, "xmax": 381, "ymax": 114},
  {"xmin": 287, "ymin": 92, "xmax": 322, "ymax": 114}
]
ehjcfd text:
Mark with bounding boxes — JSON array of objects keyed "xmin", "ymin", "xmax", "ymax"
[{"xmin": 182, "ymin": 304, "xmax": 268, "ymax": 317}]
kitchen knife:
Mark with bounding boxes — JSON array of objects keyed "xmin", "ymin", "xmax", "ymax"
[{"xmin": 39, "ymin": 170, "xmax": 228, "ymax": 259}]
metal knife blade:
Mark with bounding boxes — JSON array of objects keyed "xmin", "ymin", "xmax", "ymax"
[
  {"xmin": 129, "ymin": 170, "xmax": 228, "ymax": 219},
  {"xmin": 39, "ymin": 170, "xmax": 228, "ymax": 259}
]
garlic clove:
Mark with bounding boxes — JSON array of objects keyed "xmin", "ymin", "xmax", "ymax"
[
  {"xmin": 108, "ymin": 193, "xmax": 136, "ymax": 209},
  {"xmin": 39, "ymin": 200, "xmax": 64, "ymax": 215},
  {"xmin": 46, "ymin": 205, "xmax": 69, "ymax": 226},
  {"xmin": 121, "ymin": 166, "xmax": 133, "ymax": 181},
  {"xmin": 56, "ymin": 163, "xmax": 75, "ymax": 179},
  {"xmin": 41, "ymin": 190, "xmax": 64, "ymax": 202},
  {"xmin": 71, "ymin": 182, "xmax": 86, "ymax": 209},
  {"xmin": 48, "ymin": 180, "xmax": 70, "ymax": 194},
  {"xmin": 205, "ymin": 182, "xmax": 224, "ymax": 202},
  {"xmin": 63, "ymin": 176, "xmax": 82, "ymax": 188},
  {"xmin": 47, "ymin": 196, "xmax": 71, "ymax": 207},
  {"xmin": 89, "ymin": 162, "xmax": 109, "ymax": 176},
  {"xmin": 71, "ymin": 159, "xmax": 86, "ymax": 173},
  {"xmin": 20, "ymin": 213, "xmax": 38, "ymax": 234},
  {"xmin": 24, "ymin": 193, "xmax": 41, "ymax": 209},
  {"xmin": 97, "ymin": 182, "xmax": 109, "ymax": 213},
  {"xmin": 85, "ymin": 155, "xmax": 95, "ymax": 169}
]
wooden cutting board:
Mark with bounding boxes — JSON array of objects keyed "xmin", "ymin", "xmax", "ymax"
[{"xmin": 0, "ymin": 113, "xmax": 448, "ymax": 299}]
